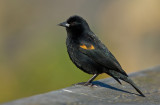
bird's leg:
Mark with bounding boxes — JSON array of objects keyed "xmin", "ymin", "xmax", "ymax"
[
  {"xmin": 74, "ymin": 74, "xmax": 99, "ymax": 86},
  {"xmin": 84, "ymin": 74, "xmax": 99, "ymax": 86}
]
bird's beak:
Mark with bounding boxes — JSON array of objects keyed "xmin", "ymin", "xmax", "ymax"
[{"xmin": 58, "ymin": 22, "xmax": 70, "ymax": 27}]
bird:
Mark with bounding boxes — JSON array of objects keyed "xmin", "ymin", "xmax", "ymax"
[{"xmin": 58, "ymin": 15, "xmax": 145, "ymax": 97}]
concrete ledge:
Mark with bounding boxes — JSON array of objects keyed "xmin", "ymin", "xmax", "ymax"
[{"xmin": 1, "ymin": 66, "xmax": 160, "ymax": 105}]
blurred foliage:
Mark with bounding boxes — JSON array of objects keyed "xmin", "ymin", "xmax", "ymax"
[{"xmin": 0, "ymin": 0, "xmax": 160, "ymax": 103}]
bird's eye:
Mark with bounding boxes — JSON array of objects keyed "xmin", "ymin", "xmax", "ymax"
[{"xmin": 70, "ymin": 22, "xmax": 76, "ymax": 26}]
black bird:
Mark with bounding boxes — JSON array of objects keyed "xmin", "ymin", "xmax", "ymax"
[{"xmin": 58, "ymin": 15, "xmax": 145, "ymax": 97}]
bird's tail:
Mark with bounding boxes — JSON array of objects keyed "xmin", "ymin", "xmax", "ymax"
[
  {"xmin": 107, "ymin": 70, "xmax": 145, "ymax": 97},
  {"xmin": 120, "ymin": 76, "xmax": 145, "ymax": 97}
]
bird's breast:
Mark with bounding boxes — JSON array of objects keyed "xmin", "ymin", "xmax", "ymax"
[{"xmin": 66, "ymin": 40, "xmax": 104, "ymax": 74}]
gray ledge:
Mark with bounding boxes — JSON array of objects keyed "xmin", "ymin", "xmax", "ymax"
[{"xmin": 1, "ymin": 66, "xmax": 160, "ymax": 105}]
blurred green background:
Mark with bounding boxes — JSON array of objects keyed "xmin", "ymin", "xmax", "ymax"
[{"xmin": 0, "ymin": 0, "xmax": 160, "ymax": 103}]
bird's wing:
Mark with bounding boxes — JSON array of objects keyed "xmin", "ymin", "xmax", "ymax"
[{"xmin": 79, "ymin": 40, "xmax": 128, "ymax": 76}]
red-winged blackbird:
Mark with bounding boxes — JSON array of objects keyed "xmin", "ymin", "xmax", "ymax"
[{"xmin": 58, "ymin": 15, "xmax": 145, "ymax": 97}]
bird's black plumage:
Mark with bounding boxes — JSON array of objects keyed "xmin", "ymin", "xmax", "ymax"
[{"xmin": 58, "ymin": 15, "xmax": 145, "ymax": 97}]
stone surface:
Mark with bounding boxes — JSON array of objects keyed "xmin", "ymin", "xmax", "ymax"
[{"xmin": 1, "ymin": 66, "xmax": 160, "ymax": 105}]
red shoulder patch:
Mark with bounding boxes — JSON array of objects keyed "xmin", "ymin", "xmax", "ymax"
[{"xmin": 80, "ymin": 44, "xmax": 95, "ymax": 50}]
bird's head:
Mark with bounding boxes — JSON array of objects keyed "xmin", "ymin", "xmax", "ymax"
[{"xmin": 58, "ymin": 15, "xmax": 90, "ymax": 35}]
